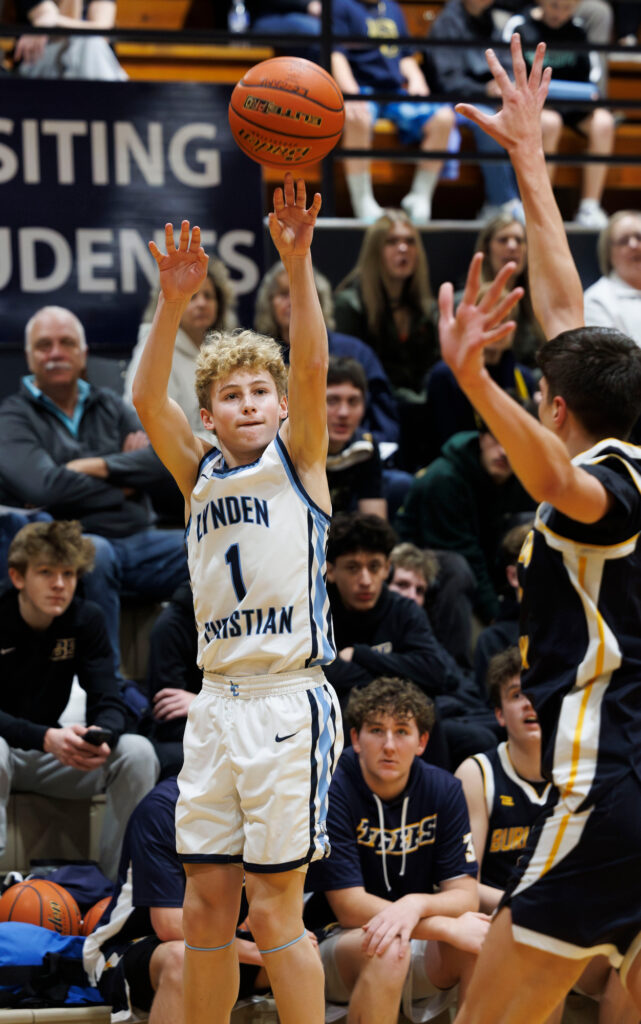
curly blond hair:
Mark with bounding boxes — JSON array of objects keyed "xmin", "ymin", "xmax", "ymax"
[{"xmin": 195, "ymin": 329, "xmax": 288, "ymax": 411}]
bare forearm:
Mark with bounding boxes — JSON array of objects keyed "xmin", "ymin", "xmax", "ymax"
[
  {"xmin": 479, "ymin": 882, "xmax": 502, "ymax": 914},
  {"xmin": 460, "ymin": 374, "xmax": 571, "ymax": 500},
  {"xmin": 132, "ymin": 295, "xmax": 187, "ymax": 418},
  {"xmin": 287, "ymin": 252, "xmax": 327, "ymax": 368},
  {"xmin": 508, "ymin": 141, "xmax": 584, "ymax": 338},
  {"xmin": 331, "ymin": 51, "xmax": 359, "ymax": 94}
]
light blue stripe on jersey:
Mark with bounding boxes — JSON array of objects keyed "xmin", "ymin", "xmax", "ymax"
[{"xmin": 275, "ymin": 437, "xmax": 335, "ymax": 667}]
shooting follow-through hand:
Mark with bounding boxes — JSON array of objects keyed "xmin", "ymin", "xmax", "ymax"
[
  {"xmin": 269, "ymin": 172, "xmax": 321, "ymax": 261},
  {"xmin": 149, "ymin": 222, "xmax": 209, "ymax": 303}
]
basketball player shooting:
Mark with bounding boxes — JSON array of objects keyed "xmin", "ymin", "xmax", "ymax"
[
  {"xmin": 438, "ymin": 36, "xmax": 641, "ymax": 1024},
  {"xmin": 131, "ymin": 173, "xmax": 342, "ymax": 1024}
]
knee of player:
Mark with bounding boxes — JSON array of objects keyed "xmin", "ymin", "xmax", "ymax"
[
  {"xmin": 246, "ymin": 901, "xmax": 302, "ymax": 949},
  {"xmin": 154, "ymin": 939, "xmax": 185, "ymax": 989}
]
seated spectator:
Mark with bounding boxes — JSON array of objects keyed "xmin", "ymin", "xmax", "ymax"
[
  {"xmin": 323, "ymin": 512, "xmax": 460, "ymax": 767},
  {"xmin": 389, "ymin": 541, "xmax": 477, "ymax": 668},
  {"xmin": 425, "ymin": 0, "xmax": 521, "ymax": 220},
  {"xmin": 456, "ymin": 648, "xmax": 554, "ymax": 914},
  {"xmin": 246, "ymin": 0, "xmax": 321, "ymax": 61},
  {"xmin": 456, "ymin": 648, "xmax": 637, "ymax": 1024},
  {"xmin": 583, "ymin": 209, "xmax": 641, "ymax": 342},
  {"xmin": 474, "ymin": 520, "xmax": 532, "ymax": 697},
  {"xmin": 124, "ymin": 257, "xmax": 238, "ymax": 438},
  {"xmin": 254, "ymin": 261, "xmax": 400, "ymax": 445},
  {"xmin": 146, "ymin": 581, "xmax": 201, "ymax": 779},
  {"xmin": 426, "ymin": 291, "xmax": 538, "ymax": 456},
  {"xmin": 389, "ymin": 542, "xmax": 503, "ymax": 765},
  {"xmin": 465, "ymin": 212, "xmax": 546, "ymax": 367},
  {"xmin": 0, "ymin": 521, "xmax": 159, "ymax": 880},
  {"xmin": 12, "ymin": 0, "xmax": 127, "ymax": 79},
  {"xmin": 0, "ymin": 306, "xmax": 190, "ymax": 675},
  {"xmin": 613, "ymin": 0, "xmax": 641, "ymax": 43},
  {"xmin": 504, "ymin": 0, "xmax": 615, "ymax": 228},
  {"xmin": 396, "ymin": 427, "xmax": 536, "ymax": 624},
  {"xmin": 326, "ymin": 357, "xmax": 413, "ymax": 519},
  {"xmin": 334, "ymin": 212, "xmax": 439, "ymax": 470},
  {"xmin": 330, "ymin": 0, "xmax": 455, "ymax": 224},
  {"xmin": 326, "ymin": 357, "xmax": 387, "ymax": 519},
  {"xmin": 334, "ymin": 212, "xmax": 440, "ymax": 399},
  {"xmin": 84, "ymin": 775, "xmax": 271, "ymax": 1021},
  {"xmin": 388, "ymin": 542, "xmax": 439, "ymax": 607},
  {"xmin": 307, "ymin": 677, "xmax": 489, "ymax": 1023}
]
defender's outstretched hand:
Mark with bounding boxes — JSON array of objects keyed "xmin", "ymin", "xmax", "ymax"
[
  {"xmin": 269, "ymin": 172, "xmax": 321, "ymax": 260},
  {"xmin": 149, "ymin": 221, "xmax": 209, "ymax": 303},
  {"xmin": 456, "ymin": 35, "xmax": 551, "ymax": 154},
  {"xmin": 439, "ymin": 253, "xmax": 523, "ymax": 390}
]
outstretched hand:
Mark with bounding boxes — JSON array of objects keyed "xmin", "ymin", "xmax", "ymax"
[
  {"xmin": 439, "ymin": 253, "xmax": 523, "ymax": 390},
  {"xmin": 456, "ymin": 34, "xmax": 552, "ymax": 154},
  {"xmin": 149, "ymin": 221, "xmax": 209, "ymax": 303},
  {"xmin": 269, "ymin": 172, "xmax": 321, "ymax": 260}
]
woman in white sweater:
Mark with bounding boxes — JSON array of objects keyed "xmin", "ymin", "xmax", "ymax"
[
  {"xmin": 124, "ymin": 258, "xmax": 237, "ymax": 436},
  {"xmin": 583, "ymin": 210, "xmax": 641, "ymax": 345}
]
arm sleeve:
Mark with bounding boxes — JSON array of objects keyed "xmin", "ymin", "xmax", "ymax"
[
  {"xmin": 76, "ymin": 604, "xmax": 129, "ymax": 740},
  {"xmin": 146, "ymin": 595, "xmax": 200, "ymax": 696},
  {"xmin": 0, "ymin": 402, "xmax": 127, "ymax": 514},
  {"xmin": 312, "ymin": 773, "xmax": 365, "ymax": 891},
  {"xmin": 434, "ymin": 776, "xmax": 479, "ymax": 882},
  {"xmin": 322, "ymin": 656, "xmax": 373, "ymax": 695},
  {"xmin": 351, "ymin": 600, "xmax": 455, "ymax": 696},
  {"xmin": 0, "ymin": 711, "xmax": 48, "ymax": 751}
]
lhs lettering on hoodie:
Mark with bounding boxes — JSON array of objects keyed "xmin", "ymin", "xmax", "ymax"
[{"xmin": 356, "ymin": 814, "xmax": 437, "ymax": 854}]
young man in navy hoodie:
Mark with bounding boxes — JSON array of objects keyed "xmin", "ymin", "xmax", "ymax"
[{"xmin": 308, "ymin": 677, "xmax": 490, "ymax": 1022}]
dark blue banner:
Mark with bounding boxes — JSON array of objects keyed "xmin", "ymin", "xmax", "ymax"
[{"xmin": 0, "ymin": 78, "xmax": 264, "ymax": 349}]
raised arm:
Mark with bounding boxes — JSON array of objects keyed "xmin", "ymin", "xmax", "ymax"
[
  {"xmin": 438, "ymin": 254, "xmax": 612, "ymax": 523},
  {"xmin": 269, "ymin": 175, "xmax": 329, "ymax": 497},
  {"xmin": 456, "ymin": 35, "xmax": 585, "ymax": 340},
  {"xmin": 132, "ymin": 222, "xmax": 209, "ymax": 504},
  {"xmin": 455, "ymin": 757, "xmax": 501, "ymax": 914}
]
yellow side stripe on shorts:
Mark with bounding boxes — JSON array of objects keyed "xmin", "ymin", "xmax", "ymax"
[{"xmin": 541, "ymin": 811, "xmax": 572, "ymax": 877}]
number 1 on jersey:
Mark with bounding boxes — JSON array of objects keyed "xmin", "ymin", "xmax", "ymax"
[{"xmin": 225, "ymin": 543, "xmax": 247, "ymax": 601}]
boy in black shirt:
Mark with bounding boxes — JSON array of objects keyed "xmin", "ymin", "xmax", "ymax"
[{"xmin": 0, "ymin": 520, "xmax": 158, "ymax": 879}]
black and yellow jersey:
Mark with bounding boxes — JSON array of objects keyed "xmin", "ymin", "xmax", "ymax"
[{"xmin": 518, "ymin": 439, "xmax": 641, "ymax": 812}]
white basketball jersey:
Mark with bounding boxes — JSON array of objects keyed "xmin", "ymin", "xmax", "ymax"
[{"xmin": 187, "ymin": 434, "xmax": 336, "ymax": 677}]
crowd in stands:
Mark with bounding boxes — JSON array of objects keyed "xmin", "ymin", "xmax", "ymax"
[
  {"xmin": 1, "ymin": 3, "xmax": 641, "ymax": 1020},
  {"xmin": 0, "ymin": 194, "xmax": 639, "ymax": 1017}
]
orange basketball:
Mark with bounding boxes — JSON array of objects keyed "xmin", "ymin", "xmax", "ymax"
[
  {"xmin": 81, "ymin": 896, "xmax": 111, "ymax": 936},
  {"xmin": 229, "ymin": 56, "xmax": 345, "ymax": 168},
  {"xmin": 0, "ymin": 879, "xmax": 81, "ymax": 935}
]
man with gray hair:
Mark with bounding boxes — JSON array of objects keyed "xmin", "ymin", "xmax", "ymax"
[{"xmin": 0, "ymin": 305, "xmax": 188, "ymax": 675}]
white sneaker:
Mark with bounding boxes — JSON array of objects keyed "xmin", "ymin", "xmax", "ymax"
[
  {"xmin": 401, "ymin": 191, "xmax": 432, "ymax": 226},
  {"xmin": 574, "ymin": 203, "xmax": 609, "ymax": 229}
]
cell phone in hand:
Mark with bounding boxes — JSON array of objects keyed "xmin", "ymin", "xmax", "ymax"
[{"xmin": 83, "ymin": 727, "xmax": 113, "ymax": 747}]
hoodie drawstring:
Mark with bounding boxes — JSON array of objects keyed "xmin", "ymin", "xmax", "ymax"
[{"xmin": 373, "ymin": 793, "xmax": 409, "ymax": 891}]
